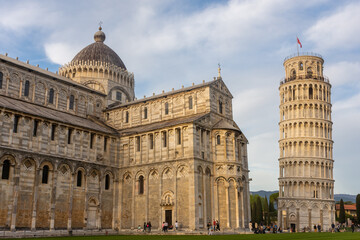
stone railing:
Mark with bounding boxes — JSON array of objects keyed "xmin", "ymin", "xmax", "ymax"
[
  {"xmin": 280, "ymin": 74, "xmax": 329, "ymax": 85},
  {"xmin": 284, "ymin": 52, "xmax": 323, "ymax": 62}
]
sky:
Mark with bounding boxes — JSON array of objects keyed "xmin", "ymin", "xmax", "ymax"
[{"xmin": 1, "ymin": 0, "xmax": 359, "ymax": 195}]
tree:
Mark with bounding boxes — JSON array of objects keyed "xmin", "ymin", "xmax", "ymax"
[
  {"xmin": 264, "ymin": 196, "xmax": 269, "ymax": 225},
  {"xmin": 356, "ymin": 194, "xmax": 360, "ymax": 224},
  {"xmin": 269, "ymin": 192, "xmax": 279, "ymax": 224},
  {"xmin": 339, "ymin": 199, "xmax": 346, "ymax": 224},
  {"xmin": 251, "ymin": 200, "xmax": 256, "ymax": 224},
  {"xmin": 255, "ymin": 196, "xmax": 263, "ymax": 224}
]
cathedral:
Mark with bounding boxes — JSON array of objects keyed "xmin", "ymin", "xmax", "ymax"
[{"xmin": 0, "ymin": 27, "xmax": 251, "ymax": 232}]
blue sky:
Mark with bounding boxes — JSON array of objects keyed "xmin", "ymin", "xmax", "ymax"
[{"xmin": 1, "ymin": 0, "xmax": 359, "ymax": 195}]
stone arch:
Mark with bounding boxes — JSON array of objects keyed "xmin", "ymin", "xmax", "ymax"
[
  {"xmin": 0, "ymin": 154, "xmax": 16, "ymax": 165},
  {"xmin": 205, "ymin": 167, "xmax": 211, "ymax": 176},
  {"xmin": 39, "ymin": 160, "xmax": 54, "ymax": 170},
  {"xmin": 89, "ymin": 168, "xmax": 101, "ymax": 179},
  {"xmin": 162, "ymin": 166, "xmax": 173, "ymax": 179},
  {"xmin": 58, "ymin": 163, "xmax": 71, "ymax": 176},
  {"xmin": 107, "ymin": 86, "xmax": 131, "ymax": 101},
  {"xmin": 161, "ymin": 190, "xmax": 174, "ymax": 206},
  {"xmin": 83, "ymin": 80, "xmax": 106, "ymax": 93}
]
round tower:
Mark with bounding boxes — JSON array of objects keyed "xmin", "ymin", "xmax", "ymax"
[{"xmin": 277, "ymin": 53, "xmax": 335, "ymax": 232}]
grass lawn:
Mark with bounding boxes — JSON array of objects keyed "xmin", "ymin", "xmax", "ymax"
[{"xmin": 5, "ymin": 232, "xmax": 360, "ymax": 240}]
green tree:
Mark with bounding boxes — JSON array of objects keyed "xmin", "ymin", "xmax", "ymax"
[
  {"xmin": 356, "ymin": 194, "xmax": 360, "ymax": 224},
  {"xmin": 251, "ymin": 201, "xmax": 256, "ymax": 223},
  {"xmin": 256, "ymin": 196, "xmax": 263, "ymax": 224},
  {"xmin": 269, "ymin": 192, "xmax": 279, "ymax": 224},
  {"xmin": 339, "ymin": 199, "xmax": 346, "ymax": 224},
  {"xmin": 264, "ymin": 196, "xmax": 269, "ymax": 225}
]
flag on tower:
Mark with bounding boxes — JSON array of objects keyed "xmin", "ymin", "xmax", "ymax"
[{"xmin": 297, "ymin": 37, "xmax": 302, "ymax": 48}]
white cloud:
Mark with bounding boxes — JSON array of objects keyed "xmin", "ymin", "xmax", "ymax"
[
  {"xmin": 326, "ymin": 61, "xmax": 360, "ymax": 87},
  {"xmin": 0, "ymin": 2, "xmax": 57, "ymax": 31},
  {"xmin": 44, "ymin": 42, "xmax": 78, "ymax": 65},
  {"xmin": 306, "ymin": 2, "xmax": 360, "ymax": 51}
]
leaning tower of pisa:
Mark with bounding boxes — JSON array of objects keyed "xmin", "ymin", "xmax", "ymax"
[{"xmin": 277, "ymin": 53, "xmax": 335, "ymax": 232}]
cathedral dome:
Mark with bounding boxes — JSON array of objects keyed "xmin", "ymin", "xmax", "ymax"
[{"xmin": 71, "ymin": 27, "xmax": 126, "ymax": 70}]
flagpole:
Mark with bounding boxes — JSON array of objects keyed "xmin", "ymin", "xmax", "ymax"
[{"xmin": 297, "ymin": 36, "xmax": 299, "ymax": 56}]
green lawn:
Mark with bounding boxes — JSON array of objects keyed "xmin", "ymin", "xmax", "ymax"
[{"xmin": 5, "ymin": 232, "xmax": 360, "ymax": 240}]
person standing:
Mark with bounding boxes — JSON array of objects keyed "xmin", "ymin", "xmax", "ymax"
[
  {"xmin": 351, "ymin": 223, "xmax": 355, "ymax": 233},
  {"xmin": 175, "ymin": 221, "xmax": 179, "ymax": 231},
  {"xmin": 317, "ymin": 224, "xmax": 321, "ymax": 232}
]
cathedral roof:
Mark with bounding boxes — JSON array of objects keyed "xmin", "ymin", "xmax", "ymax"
[
  {"xmin": 212, "ymin": 119, "xmax": 240, "ymax": 132},
  {"xmin": 71, "ymin": 27, "xmax": 126, "ymax": 70},
  {"xmin": 0, "ymin": 95, "xmax": 117, "ymax": 135}
]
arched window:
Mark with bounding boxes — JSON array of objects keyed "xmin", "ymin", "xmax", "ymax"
[
  {"xmin": 189, "ymin": 96, "xmax": 193, "ymax": 109},
  {"xmin": 165, "ymin": 102, "xmax": 169, "ymax": 115},
  {"xmin": 24, "ymin": 80, "xmax": 30, "ymax": 97},
  {"xmin": 162, "ymin": 131, "xmax": 167, "ymax": 147},
  {"xmin": 216, "ymin": 135, "xmax": 221, "ymax": 145},
  {"xmin": 1, "ymin": 160, "xmax": 10, "ymax": 180},
  {"xmin": 0, "ymin": 72, "xmax": 3, "ymax": 89},
  {"xmin": 42, "ymin": 165, "xmax": 49, "ymax": 184},
  {"xmin": 125, "ymin": 111, "xmax": 129, "ymax": 123},
  {"xmin": 299, "ymin": 62, "xmax": 303, "ymax": 70},
  {"xmin": 144, "ymin": 107, "xmax": 148, "ymax": 119},
  {"xmin": 105, "ymin": 174, "xmax": 110, "ymax": 190},
  {"xmin": 136, "ymin": 136, "xmax": 140, "ymax": 151},
  {"xmin": 176, "ymin": 128, "xmax": 181, "ymax": 145},
  {"xmin": 291, "ymin": 69, "xmax": 296, "ymax": 78},
  {"xmin": 48, "ymin": 88, "xmax": 54, "ymax": 104},
  {"xmin": 116, "ymin": 91, "xmax": 122, "ymax": 101},
  {"xmin": 69, "ymin": 95, "xmax": 75, "ymax": 110},
  {"xmin": 307, "ymin": 67, "xmax": 313, "ymax": 77},
  {"xmin": 219, "ymin": 100, "xmax": 223, "ymax": 114},
  {"xmin": 309, "ymin": 87, "xmax": 313, "ymax": 99},
  {"xmin": 293, "ymin": 89, "xmax": 296, "ymax": 100},
  {"xmin": 149, "ymin": 134, "xmax": 154, "ymax": 149},
  {"xmin": 139, "ymin": 176, "xmax": 144, "ymax": 194},
  {"xmin": 77, "ymin": 171, "xmax": 82, "ymax": 187}
]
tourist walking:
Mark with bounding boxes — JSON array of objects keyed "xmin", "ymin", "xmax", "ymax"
[
  {"xmin": 216, "ymin": 220, "xmax": 220, "ymax": 231},
  {"xmin": 175, "ymin": 221, "xmax": 179, "ymax": 231},
  {"xmin": 351, "ymin": 223, "xmax": 355, "ymax": 233},
  {"xmin": 317, "ymin": 224, "xmax": 321, "ymax": 232}
]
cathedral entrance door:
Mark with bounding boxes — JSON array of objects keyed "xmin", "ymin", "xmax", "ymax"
[
  {"xmin": 291, "ymin": 223, "xmax": 296, "ymax": 233},
  {"xmin": 165, "ymin": 210, "xmax": 172, "ymax": 226},
  {"xmin": 88, "ymin": 206, "xmax": 97, "ymax": 229}
]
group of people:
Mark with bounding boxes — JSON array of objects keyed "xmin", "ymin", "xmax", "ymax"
[
  {"xmin": 137, "ymin": 221, "xmax": 152, "ymax": 232},
  {"xmin": 313, "ymin": 224, "xmax": 322, "ymax": 232},
  {"xmin": 249, "ymin": 222, "xmax": 282, "ymax": 234},
  {"xmin": 207, "ymin": 219, "xmax": 220, "ymax": 234},
  {"xmin": 161, "ymin": 220, "xmax": 178, "ymax": 232}
]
